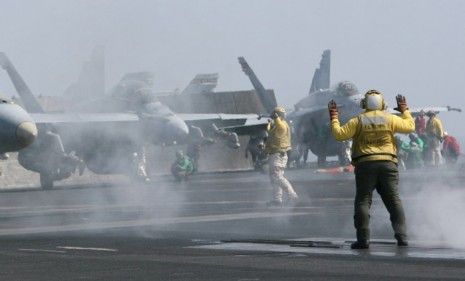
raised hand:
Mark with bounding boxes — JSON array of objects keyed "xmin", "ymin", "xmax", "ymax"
[
  {"xmin": 328, "ymin": 100, "xmax": 339, "ymax": 120},
  {"xmin": 394, "ymin": 94, "xmax": 408, "ymax": 113}
]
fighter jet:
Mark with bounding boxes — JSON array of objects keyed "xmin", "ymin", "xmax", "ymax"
[
  {"xmin": 62, "ymin": 46, "xmax": 218, "ymax": 103},
  {"xmin": 0, "ymin": 52, "xmax": 262, "ymax": 188},
  {"xmin": 60, "ymin": 48, "xmax": 243, "ymax": 135},
  {"xmin": 239, "ymin": 50, "xmax": 461, "ymax": 167}
]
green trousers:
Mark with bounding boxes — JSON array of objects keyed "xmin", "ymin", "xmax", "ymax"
[{"xmin": 354, "ymin": 161, "xmax": 407, "ymax": 242}]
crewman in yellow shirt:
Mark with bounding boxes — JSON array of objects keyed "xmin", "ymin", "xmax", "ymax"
[
  {"xmin": 425, "ymin": 110, "xmax": 444, "ymax": 166},
  {"xmin": 265, "ymin": 106, "xmax": 298, "ymax": 207},
  {"xmin": 328, "ymin": 90, "xmax": 415, "ymax": 249}
]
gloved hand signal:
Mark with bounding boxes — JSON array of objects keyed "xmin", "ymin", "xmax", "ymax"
[
  {"xmin": 328, "ymin": 100, "xmax": 339, "ymax": 120},
  {"xmin": 394, "ymin": 94, "xmax": 408, "ymax": 113}
]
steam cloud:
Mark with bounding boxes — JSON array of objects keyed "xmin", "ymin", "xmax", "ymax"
[{"xmin": 407, "ymin": 182, "xmax": 465, "ymax": 249}]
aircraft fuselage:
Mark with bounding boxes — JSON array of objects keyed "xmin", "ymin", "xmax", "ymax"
[{"xmin": 290, "ymin": 87, "xmax": 363, "ymax": 163}]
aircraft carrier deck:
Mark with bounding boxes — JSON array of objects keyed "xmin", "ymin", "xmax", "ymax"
[{"xmin": 0, "ymin": 167, "xmax": 464, "ymax": 280}]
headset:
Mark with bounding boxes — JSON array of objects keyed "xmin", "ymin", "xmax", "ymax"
[
  {"xmin": 272, "ymin": 106, "xmax": 286, "ymax": 119},
  {"xmin": 360, "ymin": 89, "xmax": 386, "ymax": 110}
]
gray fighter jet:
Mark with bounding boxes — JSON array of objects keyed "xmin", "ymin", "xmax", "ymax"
[
  {"xmin": 60, "ymin": 49, "xmax": 240, "ymax": 135},
  {"xmin": 239, "ymin": 50, "xmax": 461, "ymax": 167},
  {"xmin": 0, "ymin": 52, "xmax": 262, "ymax": 188}
]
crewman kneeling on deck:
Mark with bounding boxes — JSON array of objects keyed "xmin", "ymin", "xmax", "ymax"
[
  {"xmin": 328, "ymin": 90, "xmax": 415, "ymax": 249},
  {"xmin": 171, "ymin": 150, "xmax": 194, "ymax": 181},
  {"xmin": 265, "ymin": 106, "xmax": 299, "ymax": 207}
]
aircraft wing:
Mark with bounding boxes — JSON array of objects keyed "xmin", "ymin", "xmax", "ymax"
[
  {"xmin": 178, "ymin": 113, "xmax": 261, "ymax": 128},
  {"xmin": 387, "ymin": 106, "xmax": 462, "ymax": 116},
  {"xmin": 290, "ymin": 104, "xmax": 462, "ymax": 120},
  {"xmin": 30, "ymin": 113, "xmax": 140, "ymax": 124},
  {"xmin": 222, "ymin": 118, "xmax": 269, "ymax": 135},
  {"xmin": 178, "ymin": 113, "xmax": 260, "ymax": 121},
  {"xmin": 287, "ymin": 106, "xmax": 328, "ymax": 119}
]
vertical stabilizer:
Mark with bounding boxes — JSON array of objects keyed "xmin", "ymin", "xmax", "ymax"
[
  {"xmin": 309, "ymin": 49, "xmax": 331, "ymax": 94},
  {"xmin": 63, "ymin": 46, "xmax": 105, "ymax": 101},
  {"xmin": 238, "ymin": 57, "xmax": 276, "ymax": 113},
  {"xmin": 181, "ymin": 73, "xmax": 219, "ymax": 95},
  {"xmin": 0, "ymin": 52, "xmax": 45, "ymax": 113}
]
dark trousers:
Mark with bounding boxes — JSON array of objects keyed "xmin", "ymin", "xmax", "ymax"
[{"xmin": 354, "ymin": 161, "xmax": 407, "ymax": 242}]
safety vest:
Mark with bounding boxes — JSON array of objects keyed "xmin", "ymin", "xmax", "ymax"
[
  {"xmin": 426, "ymin": 117, "xmax": 444, "ymax": 139},
  {"xmin": 265, "ymin": 117, "xmax": 291, "ymax": 154},
  {"xmin": 351, "ymin": 111, "xmax": 397, "ymax": 163}
]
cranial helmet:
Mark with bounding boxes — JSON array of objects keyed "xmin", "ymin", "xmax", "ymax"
[
  {"xmin": 426, "ymin": 110, "xmax": 435, "ymax": 117},
  {"xmin": 272, "ymin": 106, "xmax": 286, "ymax": 118},
  {"xmin": 273, "ymin": 106, "xmax": 286, "ymax": 114},
  {"xmin": 360, "ymin": 89, "xmax": 386, "ymax": 111}
]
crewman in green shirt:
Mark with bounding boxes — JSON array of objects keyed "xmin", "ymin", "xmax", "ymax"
[{"xmin": 171, "ymin": 150, "xmax": 194, "ymax": 181}]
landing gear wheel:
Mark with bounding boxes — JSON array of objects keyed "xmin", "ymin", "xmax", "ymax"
[
  {"xmin": 40, "ymin": 173, "xmax": 54, "ymax": 190},
  {"xmin": 317, "ymin": 155, "xmax": 327, "ymax": 168}
]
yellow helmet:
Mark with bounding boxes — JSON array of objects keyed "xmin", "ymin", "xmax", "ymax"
[{"xmin": 360, "ymin": 89, "xmax": 386, "ymax": 110}]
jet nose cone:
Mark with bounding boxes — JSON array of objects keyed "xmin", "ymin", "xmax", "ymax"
[
  {"xmin": 16, "ymin": 121, "xmax": 38, "ymax": 148},
  {"xmin": 176, "ymin": 120, "xmax": 189, "ymax": 139},
  {"xmin": 165, "ymin": 117, "xmax": 189, "ymax": 142}
]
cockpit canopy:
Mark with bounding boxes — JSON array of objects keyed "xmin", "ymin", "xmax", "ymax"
[
  {"xmin": 293, "ymin": 81, "xmax": 360, "ymax": 111},
  {"xmin": 335, "ymin": 81, "xmax": 359, "ymax": 97},
  {"xmin": 143, "ymin": 101, "xmax": 174, "ymax": 118}
]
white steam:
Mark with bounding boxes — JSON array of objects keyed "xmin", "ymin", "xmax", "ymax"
[{"xmin": 407, "ymin": 184, "xmax": 465, "ymax": 248}]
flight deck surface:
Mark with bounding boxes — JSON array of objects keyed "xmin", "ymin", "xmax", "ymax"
[{"xmin": 0, "ymin": 168, "xmax": 464, "ymax": 280}]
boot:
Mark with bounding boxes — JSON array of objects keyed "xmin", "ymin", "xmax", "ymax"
[
  {"xmin": 395, "ymin": 234, "xmax": 408, "ymax": 247},
  {"xmin": 283, "ymin": 195, "xmax": 299, "ymax": 207},
  {"xmin": 266, "ymin": 200, "xmax": 282, "ymax": 207},
  {"xmin": 350, "ymin": 240, "xmax": 369, "ymax": 249}
]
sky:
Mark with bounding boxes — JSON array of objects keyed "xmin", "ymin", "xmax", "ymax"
[{"xmin": 1, "ymin": 0, "xmax": 464, "ymax": 138}]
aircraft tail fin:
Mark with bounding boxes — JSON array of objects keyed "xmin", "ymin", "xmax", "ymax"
[
  {"xmin": 238, "ymin": 57, "xmax": 276, "ymax": 113},
  {"xmin": 63, "ymin": 46, "xmax": 105, "ymax": 101},
  {"xmin": 109, "ymin": 71, "xmax": 154, "ymax": 102},
  {"xmin": 0, "ymin": 52, "xmax": 45, "ymax": 113},
  {"xmin": 181, "ymin": 73, "xmax": 219, "ymax": 95},
  {"xmin": 120, "ymin": 71, "xmax": 154, "ymax": 85},
  {"xmin": 309, "ymin": 49, "xmax": 331, "ymax": 94}
]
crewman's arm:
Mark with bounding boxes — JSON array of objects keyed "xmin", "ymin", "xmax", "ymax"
[
  {"xmin": 331, "ymin": 117, "xmax": 359, "ymax": 141},
  {"xmin": 417, "ymin": 138, "xmax": 425, "ymax": 150},
  {"xmin": 400, "ymin": 142, "xmax": 411, "ymax": 152},
  {"xmin": 392, "ymin": 110, "xmax": 415, "ymax": 134},
  {"xmin": 269, "ymin": 117, "xmax": 286, "ymax": 134}
]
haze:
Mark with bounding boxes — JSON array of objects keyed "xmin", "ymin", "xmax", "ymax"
[{"xmin": 1, "ymin": 0, "xmax": 464, "ymax": 139}]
